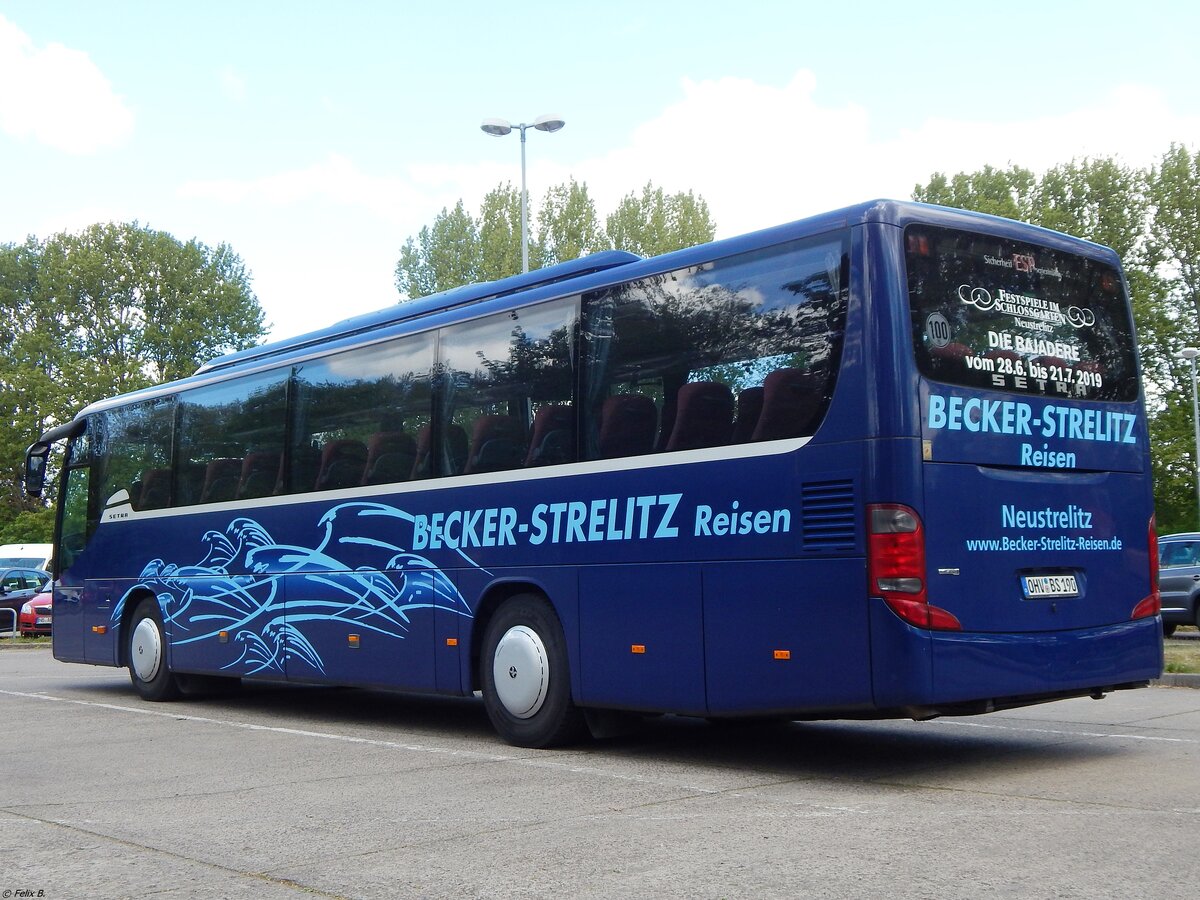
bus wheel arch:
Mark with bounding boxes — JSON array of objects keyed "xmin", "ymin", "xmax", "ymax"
[
  {"xmin": 125, "ymin": 594, "xmax": 181, "ymax": 701},
  {"xmin": 117, "ymin": 588, "xmax": 158, "ymax": 668},
  {"xmin": 470, "ymin": 581, "xmax": 551, "ymax": 690},
  {"xmin": 477, "ymin": 590, "xmax": 586, "ymax": 748}
]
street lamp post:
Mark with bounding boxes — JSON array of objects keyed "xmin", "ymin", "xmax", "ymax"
[
  {"xmin": 480, "ymin": 114, "xmax": 565, "ymax": 273},
  {"xmin": 1183, "ymin": 347, "xmax": 1200, "ymax": 528}
]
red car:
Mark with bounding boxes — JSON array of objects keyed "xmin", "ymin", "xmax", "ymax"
[{"xmin": 18, "ymin": 585, "xmax": 52, "ymax": 636}]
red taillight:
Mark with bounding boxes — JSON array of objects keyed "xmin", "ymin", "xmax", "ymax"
[
  {"xmin": 1132, "ymin": 514, "xmax": 1160, "ymax": 620},
  {"xmin": 868, "ymin": 504, "xmax": 961, "ymax": 631}
]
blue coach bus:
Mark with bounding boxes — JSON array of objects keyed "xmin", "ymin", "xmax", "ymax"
[{"xmin": 25, "ymin": 200, "xmax": 1162, "ymax": 747}]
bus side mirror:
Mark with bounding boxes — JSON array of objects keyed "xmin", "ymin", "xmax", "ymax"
[{"xmin": 24, "ymin": 443, "xmax": 49, "ymax": 498}]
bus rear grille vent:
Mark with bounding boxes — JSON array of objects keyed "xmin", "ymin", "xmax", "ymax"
[{"xmin": 801, "ymin": 479, "xmax": 857, "ymax": 550}]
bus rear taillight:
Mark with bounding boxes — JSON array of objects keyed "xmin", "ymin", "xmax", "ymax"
[
  {"xmin": 868, "ymin": 504, "xmax": 962, "ymax": 631},
  {"xmin": 1131, "ymin": 514, "xmax": 1161, "ymax": 620}
]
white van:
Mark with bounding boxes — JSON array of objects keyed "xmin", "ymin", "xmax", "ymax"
[{"xmin": 0, "ymin": 543, "xmax": 53, "ymax": 571}]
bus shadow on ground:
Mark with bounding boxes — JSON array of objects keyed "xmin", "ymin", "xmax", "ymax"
[{"xmin": 88, "ymin": 677, "xmax": 1125, "ymax": 782}]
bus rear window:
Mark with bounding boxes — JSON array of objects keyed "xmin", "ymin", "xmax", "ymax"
[{"xmin": 906, "ymin": 224, "xmax": 1138, "ymax": 402}]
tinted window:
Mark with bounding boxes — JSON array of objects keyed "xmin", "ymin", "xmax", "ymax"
[
  {"xmin": 582, "ymin": 232, "xmax": 849, "ymax": 459},
  {"xmin": 290, "ymin": 333, "xmax": 435, "ymax": 491},
  {"xmin": 906, "ymin": 225, "xmax": 1138, "ymax": 402},
  {"xmin": 93, "ymin": 398, "xmax": 175, "ymax": 512},
  {"xmin": 437, "ymin": 298, "xmax": 578, "ymax": 476},
  {"xmin": 176, "ymin": 370, "xmax": 289, "ymax": 505}
]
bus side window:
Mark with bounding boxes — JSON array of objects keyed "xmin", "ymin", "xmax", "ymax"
[
  {"xmin": 437, "ymin": 297, "xmax": 577, "ymax": 478},
  {"xmin": 178, "ymin": 370, "xmax": 287, "ymax": 507},
  {"xmin": 582, "ymin": 233, "xmax": 847, "ymax": 459}
]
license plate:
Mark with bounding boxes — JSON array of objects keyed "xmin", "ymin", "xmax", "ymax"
[
  {"xmin": 35, "ymin": 616, "xmax": 51, "ymax": 624},
  {"xmin": 1022, "ymin": 574, "xmax": 1079, "ymax": 598}
]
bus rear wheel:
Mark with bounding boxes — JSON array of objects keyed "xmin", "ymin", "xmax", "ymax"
[
  {"xmin": 481, "ymin": 594, "xmax": 585, "ymax": 748},
  {"xmin": 127, "ymin": 597, "xmax": 181, "ymax": 701}
]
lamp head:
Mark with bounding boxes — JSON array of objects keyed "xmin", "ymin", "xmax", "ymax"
[
  {"xmin": 480, "ymin": 118, "xmax": 513, "ymax": 137},
  {"xmin": 532, "ymin": 114, "xmax": 565, "ymax": 133}
]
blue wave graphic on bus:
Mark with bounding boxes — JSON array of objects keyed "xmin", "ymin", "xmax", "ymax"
[{"xmin": 111, "ymin": 502, "xmax": 476, "ymax": 675}]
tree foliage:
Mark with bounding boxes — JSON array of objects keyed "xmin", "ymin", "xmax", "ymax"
[
  {"xmin": 914, "ymin": 147, "xmax": 1200, "ymax": 531},
  {"xmin": 0, "ymin": 222, "xmax": 266, "ymax": 539},
  {"xmin": 394, "ymin": 179, "xmax": 717, "ymax": 300},
  {"xmin": 606, "ymin": 183, "xmax": 716, "ymax": 259}
]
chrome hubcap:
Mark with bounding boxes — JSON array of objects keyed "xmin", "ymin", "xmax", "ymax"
[
  {"xmin": 130, "ymin": 617, "xmax": 163, "ymax": 682},
  {"xmin": 492, "ymin": 625, "xmax": 548, "ymax": 719}
]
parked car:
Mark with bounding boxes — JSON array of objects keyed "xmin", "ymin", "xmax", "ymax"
[
  {"xmin": 0, "ymin": 543, "xmax": 53, "ymax": 570},
  {"xmin": 1157, "ymin": 533, "xmax": 1200, "ymax": 636},
  {"xmin": 0, "ymin": 567, "xmax": 50, "ymax": 634},
  {"xmin": 18, "ymin": 584, "xmax": 52, "ymax": 636}
]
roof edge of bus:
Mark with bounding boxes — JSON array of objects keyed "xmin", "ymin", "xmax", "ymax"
[
  {"xmin": 859, "ymin": 198, "xmax": 1121, "ymax": 257},
  {"xmin": 195, "ymin": 249, "xmax": 642, "ymax": 376}
]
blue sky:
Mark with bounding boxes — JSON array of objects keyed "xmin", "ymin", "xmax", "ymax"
[{"xmin": 3, "ymin": 1, "xmax": 1199, "ymax": 340}]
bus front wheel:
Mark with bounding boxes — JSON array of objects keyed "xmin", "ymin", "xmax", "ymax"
[
  {"xmin": 481, "ymin": 594, "xmax": 585, "ymax": 748},
  {"xmin": 127, "ymin": 597, "xmax": 181, "ymax": 701}
]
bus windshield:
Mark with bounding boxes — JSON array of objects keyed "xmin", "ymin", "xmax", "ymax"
[{"xmin": 906, "ymin": 224, "xmax": 1139, "ymax": 402}]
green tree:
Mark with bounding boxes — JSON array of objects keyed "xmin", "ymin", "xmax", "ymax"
[
  {"xmin": 1145, "ymin": 145, "xmax": 1200, "ymax": 531},
  {"xmin": 606, "ymin": 183, "xmax": 717, "ymax": 257},
  {"xmin": 477, "ymin": 183, "xmax": 523, "ymax": 282},
  {"xmin": 536, "ymin": 178, "xmax": 607, "ymax": 267},
  {"xmin": 913, "ymin": 164, "xmax": 1038, "ymax": 221},
  {"xmin": 395, "ymin": 180, "xmax": 718, "ymax": 300},
  {"xmin": 0, "ymin": 223, "xmax": 266, "ymax": 537},
  {"xmin": 394, "ymin": 201, "xmax": 480, "ymax": 299}
]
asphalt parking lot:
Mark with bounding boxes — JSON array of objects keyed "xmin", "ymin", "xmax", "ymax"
[{"xmin": 2, "ymin": 644, "xmax": 1199, "ymax": 899}]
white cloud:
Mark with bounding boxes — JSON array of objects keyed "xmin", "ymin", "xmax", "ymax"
[
  {"xmin": 219, "ymin": 65, "xmax": 247, "ymax": 103},
  {"xmin": 575, "ymin": 73, "xmax": 1200, "ymax": 239},
  {"xmin": 169, "ymin": 70, "xmax": 1200, "ymax": 340},
  {"xmin": 0, "ymin": 14, "xmax": 134, "ymax": 154},
  {"xmin": 181, "ymin": 154, "xmax": 421, "ymax": 220}
]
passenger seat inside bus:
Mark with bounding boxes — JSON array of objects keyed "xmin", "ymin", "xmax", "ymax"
[
  {"xmin": 598, "ymin": 394, "xmax": 658, "ymax": 458},
  {"xmin": 525, "ymin": 404, "xmax": 573, "ymax": 466},
  {"xmin": 411, "ymin": 424, "xmax": 469, "ymax": 478},
  {"xmin": 314, "ymin": 440, "xmax": 368, "ymax": 491},
  {"xmin": 751, "ymin": 368, "xmax": 824, "ymax": 441},
  {"xmin": 237, "ymin": 451, "xmax": 280, "ymax": 500},
  {"xmin": 137, "ymin": 468, "xmax": 172, "ymax": 510},
  {"xmin": 361, "ymin": 431, "xmax": 417, "ymax": 485},
  {"xmin": 464, "ymin": 415, "xmax": 527, "ymax": 474},
  {"xmin": 199, "ymin": 457, "xmax": 243, "ymax": 504},
  {"xmin": 662, "ymin": 381, "xmax": 734, "ymax": 451}
]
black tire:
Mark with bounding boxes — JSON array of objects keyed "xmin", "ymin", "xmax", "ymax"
[
  {"xmin": 480, "ymin": 594, "xmax": 586, "ymax": 748},
  {"xmin": 127, "ymin": 597, "xmax": 181, "ymax": 701},
  {"xmin": 1164, "ymin": 622, "xmax": 1178, "ymax": 638}
]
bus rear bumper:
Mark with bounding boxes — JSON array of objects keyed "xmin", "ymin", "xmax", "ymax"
[{"xmin": 870, "ymin": 599, "xmax": 1164, "ymax": 713}]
